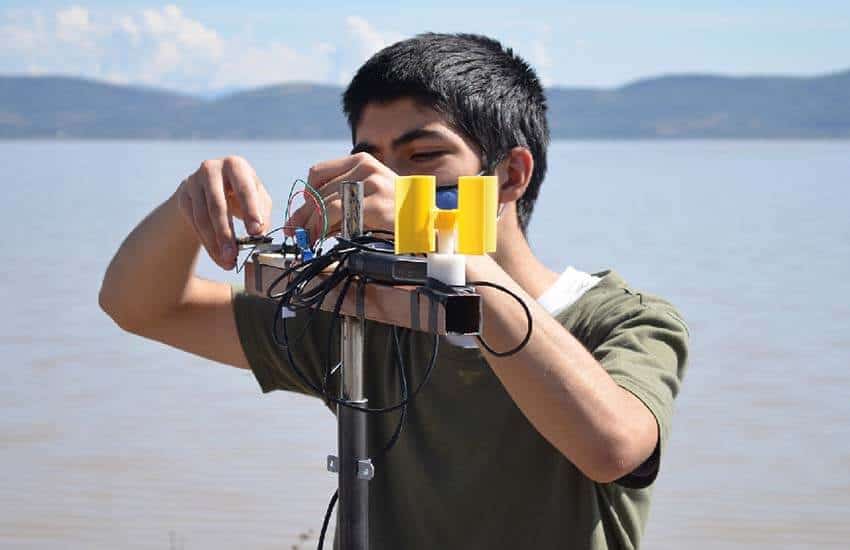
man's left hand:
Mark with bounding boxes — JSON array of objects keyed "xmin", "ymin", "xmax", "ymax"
[{"xmin": 287, "ymin": 152, "xmax": 397, "ymax": 239}]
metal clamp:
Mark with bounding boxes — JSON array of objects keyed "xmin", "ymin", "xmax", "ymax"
[
  {"xmin": 326, "ymin": 455, "xmax": 374, "ymax": 480},
  {"xmin": 356, "ymin": 459, "xmax": 375, "ymax": 480}
]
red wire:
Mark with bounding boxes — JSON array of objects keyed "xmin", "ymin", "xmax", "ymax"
[{"xmin": 285, "ymin": 188, "xmax": 324, "ymax": 233}]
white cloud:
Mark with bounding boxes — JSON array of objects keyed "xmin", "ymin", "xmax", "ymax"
[
  {"xmin": 104, "ymin": 71, "xmax": 130, "ymax": 85},
  {"xmin": 140, "ymin": 4, "xmax": 222, "ymax": 57},
  {"xmin": 210, "ymin": 40, "xmax": 333, "ymax": 89},
  {"xmin": 117, "ymin": 15, "xmax": 140, "ymax": 46},
  {"xmin": 345, "ymin": 16, "xmax": 389, "ymax": 60},
  {"xmin": 0, "ymin": 7, "xmax": 416, "ymax": 93},
  {"xmin": 0, "ymin": 5, "xmax": 337, "ymax": 93},
  {"xmin": 336, "ymin": 16, "xmax": 405, "ymax": 84},
  {"xmin": 55, "ymin": 5, "xmax": 98, "ymax": 51},
  {"xmin": 56, "ymin": 5, "xmax": 91, "ymax": 33},
  {"xmin": 1, "ymin": 10, "xmax": 47, "ymax": 51},
  {"xmin": 118, "ymin": 15, "xmax": 138, "ymax": 36},
  {"xmin": 131, "ymin": 5, "xmax": 224, "ymax": 86},
  {"xmin": 150, "ymin": 41, "xmax": 180, "ymax": 75}
]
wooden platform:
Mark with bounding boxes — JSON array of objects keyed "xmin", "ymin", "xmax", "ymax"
[{"xmin": 244, "ymin": 258, "xmax": 481, "ymax": 336}]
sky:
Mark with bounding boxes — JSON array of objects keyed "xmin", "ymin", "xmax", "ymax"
[{"xmin": 1, "ymin": 0, "xmax": 848, "ymax": 95}]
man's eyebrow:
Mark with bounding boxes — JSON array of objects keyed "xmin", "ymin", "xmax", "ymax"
[
  {"xmin": 391, "ymin": 128, "xmax": 447, "ymax": 149},
  {"xmin": 350, "ymin": 128, "xmax": 448, "ymax": 156}
]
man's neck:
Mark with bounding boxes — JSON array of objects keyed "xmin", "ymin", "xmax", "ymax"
[{"xmin": 492, "ymin": 204, "xmax": 560, "ymax": 300}]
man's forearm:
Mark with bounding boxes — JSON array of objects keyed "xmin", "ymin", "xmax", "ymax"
[
  {"xmin": 99, "ymin": 191, "xmax": 201, "ymax": 330},
  {"xmin": 467, "ymin": 255, "xmax": 658, "ymax": 483}
]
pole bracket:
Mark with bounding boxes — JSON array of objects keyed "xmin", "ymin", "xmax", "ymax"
[
  {"xmin": 326, "ymin": 455, "xmax": 374, "ymax": 481},
  {"xmin": 327, "ymin": 454, "xmax": 339, "ymax": 473},
  {"xmin": 356, "ymin": 459, "xmax": 375, "ymax": 480}
]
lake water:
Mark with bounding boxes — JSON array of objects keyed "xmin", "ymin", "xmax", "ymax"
[{"xmin": 1, "ymin": 140, "xmax": 848, "ymax": 549}]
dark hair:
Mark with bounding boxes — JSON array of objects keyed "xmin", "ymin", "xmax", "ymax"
[{"xmin": 342, "ymin": 33, "xmax": 549, "ymax": 233}]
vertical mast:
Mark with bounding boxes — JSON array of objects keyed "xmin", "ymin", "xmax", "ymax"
[{"xmin": 337, "ymin": 180, "xmax": 370, "ymax": 550}]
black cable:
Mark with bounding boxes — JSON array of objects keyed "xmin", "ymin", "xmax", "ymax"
[
  {"xmin": 334, "ymin": 236, "xmax": 396, "ymax": 253},
  {"xmin": 235, "ymin": 225, "xmax": 285, "ymax": 273},
  {"xmin": 317, "ymin": 489, "xmax": 338, "ymax": 550},
  {"xmin": 269, "ymin": 251, "xmax": 352, "ymax": 353},
  {"xmin": 258, "ymin": 232, "xmax": 530, "ymax": 550},
  {"xmin": 322, "ymin": 274, "xmax": 355, "ymax": 402},
  {"xmin": 315, "ymin": 330, "xmax": 410, "ymax": 550},
  {"xmin": 468, "ymin": 280, "xmax": 533, "ymax": 357},
  {"xmin": 316, "ymin": 321, "xmax": 410, "ymax": 550},
  {"xmin": 265, "ymin": 240, "xmax": 530, "ymax": 407},
  {"xmin": 266, "ymin": 235, "xmax": 440, "ymax": 414},
  {"xmin": 268, "ymin": 264, "xmax": 351, "ymax": 398},
  {"xmin": 373, "ymin": 326, "xmax": 409, "ymax": 460},
  {"xmin": 279, "ymin": 309, "xmax": 438, "ymax": 413}
]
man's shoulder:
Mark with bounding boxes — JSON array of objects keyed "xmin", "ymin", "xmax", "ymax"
[{"xmin": 556, "ymin": 269, "xmax": 689, "ymax": 344}]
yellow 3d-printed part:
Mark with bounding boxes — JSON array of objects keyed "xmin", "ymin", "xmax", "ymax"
[
  {"xmin": 394, "ymin": 174, "xmax": 497, "ymax": 255},
  {"xmin": 395, "ymin": 175, "xmax": 436, "ymax": 254},
  {"xmin": 457, "ymin": 176, "xmax": 497, "ymax": 255},
  {"xmin": 434, "ymin": 209, "xmax": 458, "ymax": 232}
]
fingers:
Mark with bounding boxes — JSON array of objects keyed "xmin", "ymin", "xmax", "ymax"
[
  {"xmin": 291, "ymin": 153, "xmax": 390, "ymax": 237},
  {"xmin": 288, "ymin": 160, "xmax": 352, "ymax": 233},
  {"xmin": 303, "ymin": 177, "xmax": 392, "ymax": 240},
  {"xmin": 186, "ymin": 182, "xmax": 225, "ymax": 268},
  {"xmin": 180, "ymin": 155, "xmax": 271, "ymax": 271},
  {"xmin": 303, "ymin": 192, "xmax": 340, "ymax": 241},
  {"xmin": 307, "ymin": 154, "xmax": 366, "ymax": 191},
  {"xmin": 202, "ymin": 166, "xmax": 237, "ymax": 268},
  {"xmin": 287, "ymin": 185, "xmax": 334, "ymax": 234},
  {"xmin": 222, "ymin": 156, "xmax": 266, "ymax": 235}
]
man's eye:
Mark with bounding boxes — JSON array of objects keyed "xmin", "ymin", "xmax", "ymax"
[{"xmin": 411, "ymin": 151, "xmax": 446, "ymax": 161}]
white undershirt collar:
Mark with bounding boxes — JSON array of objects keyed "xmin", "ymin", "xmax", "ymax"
[{"xmin": 447, "ymin": 266, "xmax": 600, "ymax": 348}]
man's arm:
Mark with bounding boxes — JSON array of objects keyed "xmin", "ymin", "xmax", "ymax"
[
  {"xmin": 467, "ymin": 254, "xmax": 663, "ymax": 484},
  {"xmin": 99, "ymin": 156, "xmax": 272, "ymax": 369},
  {"xmin": 283, "ymin": 150, "xmax": 681, "ymax": 483}
]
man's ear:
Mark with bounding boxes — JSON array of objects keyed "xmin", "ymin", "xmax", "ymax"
[{"xmin": 496, "ymin": 147, "xmax": 534, "ymax": 204}]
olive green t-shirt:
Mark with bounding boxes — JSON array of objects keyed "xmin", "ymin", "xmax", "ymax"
[{"xmin": 231, "ymin": 270, "xmax": 689, "ymax": 549}]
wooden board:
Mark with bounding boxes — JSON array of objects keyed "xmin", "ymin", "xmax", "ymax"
[{"xmin": 244, "ymin": 260, "xmax": 481, "ymax": 336}]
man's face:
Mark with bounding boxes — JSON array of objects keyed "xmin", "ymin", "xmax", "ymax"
[{"xmin": 351, "ymin": 97, "xmax": 483, "ymax": 186}]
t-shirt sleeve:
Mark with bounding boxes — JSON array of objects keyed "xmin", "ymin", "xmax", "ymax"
[
  {"xmin": 230, "ymin": 284, "xmax": 338, "ymax": 398},
  {"xmin": 588, "ymin": 291, "xmax": 690, "ymax": 489}
]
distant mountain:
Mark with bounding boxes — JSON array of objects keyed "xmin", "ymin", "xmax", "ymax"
[
  {"xmin": 0, "ymin": 76, "xmax": 201, "ymax": 139},
  {"xmin": 191, "ymin": 83, "xmax": 349, "ymax": 139},
  {"xmin": 547, "ymin": 70, "xmax": 850, "ymax": 138},
  {"xmin": 1, "ymin": 71, "xmax": 849, "ymax": 139}
]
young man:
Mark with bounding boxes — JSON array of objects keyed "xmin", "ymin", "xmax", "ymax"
[{"xmin": 100, "ymin": 33, "xmax": 688, "ymax": 549}]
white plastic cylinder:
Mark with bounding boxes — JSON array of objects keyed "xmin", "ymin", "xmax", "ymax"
[
  {"xmin": 427, "ymin": 253, "xmax": 466, "ymax": 286},
  {"xmin": 427, "ymin": 227, "xmax": 465, "ymax": 285},
  {"xmin": 436, "ymin": 227, "xmax": 456, "ymax": 255}
]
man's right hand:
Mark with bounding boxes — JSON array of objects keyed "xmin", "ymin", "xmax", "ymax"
[{"xmin": 176, "ymin": 155, "xmax": 273, "ymax": 270}]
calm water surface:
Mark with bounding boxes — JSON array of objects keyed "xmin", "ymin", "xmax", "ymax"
[{"xmin": 1, "ymin": 140, "xmax": 848, "ymax": 549}]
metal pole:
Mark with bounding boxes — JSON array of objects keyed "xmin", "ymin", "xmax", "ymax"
[{"xmin": 338, "ymin": 180, "xmax": 370, "ymax": 550}]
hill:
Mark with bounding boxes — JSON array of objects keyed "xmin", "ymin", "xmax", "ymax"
[{"xmin": 1, "ymin": 70, "xmax": 848, "ymax": 139}]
